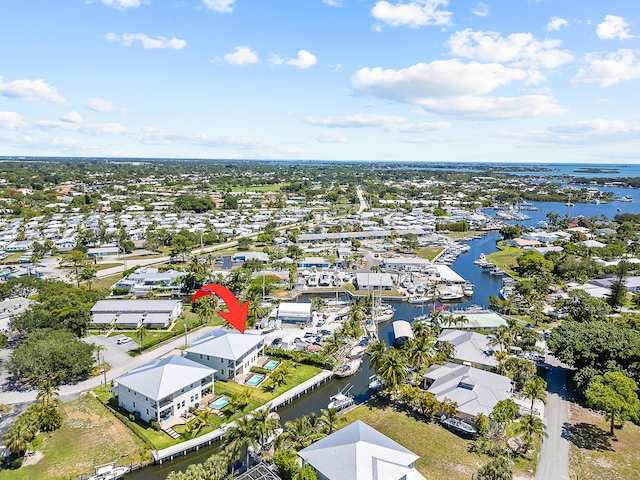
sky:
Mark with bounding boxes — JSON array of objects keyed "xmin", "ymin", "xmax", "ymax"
[{"xmin": 0, "ymin": 0, "xmax": 639, "ymax": 163}]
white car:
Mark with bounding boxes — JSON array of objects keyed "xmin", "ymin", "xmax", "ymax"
[{"xmin": 117, "ymin": 336, "xmax": 133, "ymax": 345}]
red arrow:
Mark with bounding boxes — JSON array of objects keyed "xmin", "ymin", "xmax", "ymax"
[{"xmin": 192, "ymin": 283, "xmax": 249, "ymax": 334}]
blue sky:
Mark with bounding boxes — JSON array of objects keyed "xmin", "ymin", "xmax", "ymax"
[{"xmin": 0, "ymin": 0, "xmax": 639, "ymax": 163}]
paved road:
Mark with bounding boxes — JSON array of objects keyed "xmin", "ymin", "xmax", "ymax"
[
  {"xmin": 535, "ymin": 355, "xmax": 570, "ymax": 480},
  {"xmin": 0, "ymin": 326, "xmax": 222, "ymax": 405},
  {"xmin": 356, "ymin": 186, "xmax": 368, "ymax": 214}
]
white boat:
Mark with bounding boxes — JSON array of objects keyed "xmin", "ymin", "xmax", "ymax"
[
  {"xmin": 334, "ymin": 358, "xmax": 361, "ymax": 377},
  {"xmin": 622, "ymin": 195, "xmax": 633, "ymax": 202},
  {"xmin": 368, "ymin": 374, "xmax": 383, "ymax": 391},
  {"xmin": 463, "ymin": 284, "xmax": 474, "ymax": 296},
  {"xmin": 439, "ymin": 291, "xmax": 464, "ymax": 302},
  {"xmin": 373, "ymin": 308, "xmax": 394, "ymax": 323},
  {"xmin": 565, "ymin": 202, "xmax": 574, "ymax": 207},
  {"xmin": 407, "ymin": 295, "xmax": 432, "ymax": 304},
  {"xmin": 87, "ymin": 463, "xmax": 130, "ymax": 480},
  {"xmin": 348, "ymin": 344, "xmax": 367, "ymax": 358},
  {"xmin": 441, "ymin": 416, "xmax": 477, "ymax": 436},
  {"xmin": 328, "ymin": 385, "xmax": 354, "ymax": 410}
]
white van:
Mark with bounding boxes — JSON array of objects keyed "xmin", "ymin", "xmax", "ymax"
[{"xmin": 117, "ymin": 336, "xmax": 132, "ymax": 345}]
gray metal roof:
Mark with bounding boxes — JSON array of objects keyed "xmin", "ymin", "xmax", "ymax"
[
  {"xmin": 186, "ymin": 329, "xmax": 264, "ymax": 361},
  {"xmin": 115, "ymin": 355, "xmax": 216, "ymax": 401},
  {"xmin": 298, "ymin": 420, "xmax": 424, "ymax": 480},
  {"xmin": 355, "ymin": 272, "xmax": 394, "ymax": 287},
  {"xmin": 91, "ymin": 299, "xmax": 181, "ymax": 313},
  {"xmin": 424, "ymin": 363, "xmax": 512, "ymax": 418},
  {"xmin": 235, "ymin": 463, "xmax": 282, "ymax": 480},
  {"xmin": 438, "ymin": 329, "xmax": 499, "ymax": 367}
]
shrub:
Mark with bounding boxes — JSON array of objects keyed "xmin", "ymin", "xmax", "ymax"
[
  {"xmin": 129, "ymin": 412, "xmax": 136, "ymax": 422},
  {"xmin": 250, "ymin": 366, "xmax": 269, "ymax": 375},
  {"xmin": 150, "ymin": 420, "xmax": 161, "ymax": 431}
]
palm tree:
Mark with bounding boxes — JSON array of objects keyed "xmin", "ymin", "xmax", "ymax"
[
  {"xmin": 94, "ymin": 344, "xmax": 108, "ymax": 386},
  {"xmin": 230, "ymin": 389, "xmax": 252, "ymax": 411},
  {"xmin": 80, "ymin": 264, "xmax": 97, "ymax": 290},
  {"xmin": 3, "ymin": 425, "xmax": 30, "ymax": 456},
  {"xmin": 367, "ymin": 339, "xmax": 388, "ymax": 373},
  {"xmin": 320, "ymin": 407, "xmax": 340, "ymax": 434},
  {"xmin": 439, "ymin": 398, "xmax": 458, "ymax": 418},
  {"xmin": 489, "ymin": 326, "xmax": 513, "ymax": 353},
  {"xmin": 522, "ymin": 376, "xmax": 547, "ymax": 415},
  {"xmin": 252, "ymin": 405, "xmax": 281, "ymax": 451},
  {"xmin": 136, "ymin": 324, "xmax": 147, "ymax": 347},
  {"xmin": 36, "ymin": 379, "xmax": 59, "ymax": 406},
  {"xmin": 412, "ymin": 321, "xmax": 431, "ymax": 340},
  {"xmin": 222, "ymin": 415, "xmax": 258, "ymax": 472},
  {"xmin": 409, "ymin": 336, "xmax": 436, "ymax": 372},
  {"xmin": 377, "ymin": 349, "xmax": 409, "ymax": 390},
  {"xmin": 514, "ymin": 414, "xmax": 545, "ymax": 451},
  {"xmin": 284, "ymin": 417, "xmax": 315, "ymax": 450}
]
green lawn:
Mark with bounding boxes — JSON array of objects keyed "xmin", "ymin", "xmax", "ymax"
[
  {"xmin": 94, "ymin": 262, "xmax": 122, "ymax": 271},
  {"xmin": 416, "ymin": 247, "xmax": 445, "ymax": 261},
  {"xmin": 0, "ymin": 394, "xmax": 151, "ymax": 480},
  {"xmin": 486, "ymin": 245, "xmax": 522, "ymax": 276},
  {"xmin": 108, "ymin": 330, "xmax": 173, "ymax": 348},
  {"xmin": 339, "ymin": 401, "xmax": 537, "ymax": 480},
  {"xmin": 92, "ymin": 274, "xmax": 123, "ymax": 291}
]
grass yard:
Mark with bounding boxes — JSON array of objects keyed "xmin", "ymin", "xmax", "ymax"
[
  {"xmin": 109, "ymin": 330, "xmax": 173, "ymax": 348},
  {"xmin": 569, "ymin": 402, "xmax": 640, "ymax": 480},
  {"xmin": 339, "ymin": 401, "xmax": 537, "ymax": 480},
  {"xmin": 486, "ymin": 245, "xmax": 522, "ymax": 276},
  {"xmin": 415, "ymin": 247, "xmax": 444, "ymax": 261},
  {"xmin": 92, "ymin": 274, "xmax": 123, "ymax": 291},
  {"xmin": 0, "ymin": 393, "xmax": 151, "ymax": 480},
  {"xmin": 231, "ymin": 184, "xmax": 284, "ymax": 192},
  {"xmin": 93, "ymin": 262, "xmax": 122, "ymax": 271}
]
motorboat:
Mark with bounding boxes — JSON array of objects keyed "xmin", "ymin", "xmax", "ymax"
[
  {"xmin": 440, "ymin": 416, "xmax": 477, "ymax": 437},
  {"xmin": 439, "ymin": 291, "xmax": 464, "ymax": 302},
  {"xmin": 348, "ymin": 344, "xmax": 367, "ymax": 358},
  {"xmin": 463, "ymin": 284, "xmax": 474, "ymax": 296},
  {"xmin": 86, "ymin": 463, "xmax": 130, "ymax": 480},
  {"xmin": 328, "ymin": 385, "xmax": 354, "ymax": 410},
  {"xmin": 407, "ymin": 295, "xmax": 432, "ymax": 304},
  {"xmin": 621, "ymin": 195, "xmax": 633, "ymax": 202},
  {"xmin": 373, "ymin": 308, "xmax": 394, "ymax": 323},
  {"xmin": 368, "ymin": 374, "xmax": 383, "ymax": 391},
  {"xmin": 334, "ymin": 358, "xmax": 361, "ymax": 378}
]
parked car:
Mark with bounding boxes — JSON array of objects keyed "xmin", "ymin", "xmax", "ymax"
[
  {"xmin": 117, "ymin": 336, "xmax": 132, "ymax": 345},
  {"xmin": 271, "ymin": 337, "xmax": 282, "ymax": 346}
]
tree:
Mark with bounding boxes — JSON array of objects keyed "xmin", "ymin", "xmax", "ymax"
[
  {"xmin": 499, "ymin": 224, "xmax": 521, "ymax": 240},
  {"xmin": 80, "ymin": 264, "xmax": 97, "ymax": 290},
  {"xmin": 320, "ymin": 407, "xmax": 340, "ymax": 434},
  {"xmin": 376, "ymin": 348, "xmax": 408, "ymax": 390},
  {"xmin": 522, "ymin": 376, "xmax": 547, "ymax": 415},
  {"xmin": 477, "ymin": 456, "xmax": 513, "ymax": 480},
  {"xmin": 556, "ymin": 290, "xmax": 611, "ymax": 323},
  {"xmin": 586, "ymin": 371, "xmax": 640, "ymax": 436},
  {"xmin": 170, "ymin": 233, "xmax": 194, "ymax": 263},
  {"xmin": 252, "ymin": 405, "xmax": 281, "ymax": 451},
  {"xmin": 137, "ymin": 324, "xmax": 147, "ymax": 346},
  {"xmin": 9, "ymin": 329, "xmax": 96, "ymax": 385},
  {"xmin": 400, "ymin": 233, "xmax": 419, "ymax": 252},
  {"xmin": 516, "ymin": 250, "xmax": 554, "ymax": 277},
  {"xmin": 223, "ymin": 194, "xmax": 238, "ymax": 210},
  {"xmin": 492, "ymin": 399, "xmax": 518, "ymax": 435},
  {"xmin": 608, "ymin": 278, "xmax": 628, "ymax": 311},
  {"xmin": 61, "ymin": 250, "xmax": 89, "ymax": 287},
  {"xmin": 513, "ymin": 414, "xmax": 545, "ymax": 451},
  {"xmin": 36, "ymin": 379, "xmax": 59, "ymax": 406}
]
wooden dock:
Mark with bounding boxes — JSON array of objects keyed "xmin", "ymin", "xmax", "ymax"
[{"xmin": 152, "ymin": 370, "xmax": 334, "ymax": 464}]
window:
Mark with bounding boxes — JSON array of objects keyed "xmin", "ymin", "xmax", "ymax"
[
  {"xmin": 190, "ymin": 396, "xmax": 194, "ymax": 402},
  {"xmin": 207, "ymin": 355, "xmax": 210, "ymax": 361},
  {"xmin": 133, "ymin": 402, "xmax": 136, "ymax": 408},
  {"xmin": 195, "ymin": 393, "xmax": 199, "ymax": 399},
  {"xmin": 146, "ymin": 409, "xmax": 149, "ymax": 415},
  {"xmin": 200, "ymin": 354, "xmax": 203, "ymax": 359}
]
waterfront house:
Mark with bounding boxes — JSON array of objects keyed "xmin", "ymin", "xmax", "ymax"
[
  {"xmin": 423, "ymin": 362, "xmax": 513, "ymax": 425},
  {"xmin": 355, "ymin": 272, "xmax": 394, "ymax": 291},
  {"xmin": 437, "ymin": 329, "xmax": 500, "ymax": 370},
  {"xmin": 185, "ymin": 329, "xmax": 265, "ymax": 382},
  {"xmin": 113, "ymin": 355, "xmax": 215, "ymax": 424},
  {"xmin": 298, "ymin": 420, "xmax": 427, "ymax": 480},
  {"xmin": 436, "ymin": 311, "xmax": 508, "ymax": 332}
]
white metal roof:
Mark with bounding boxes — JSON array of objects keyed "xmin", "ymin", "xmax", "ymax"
[
  {"xmin": 277, "ymin": 302, "xmax": 312, "ymax": 317},
  {"xmin": 91, "ymin": 299, "xmax": 181, "ymax": 314},
  {"xmin": 298, "ymin": 421, "xmax": 425, "ymax": 480},
  {"xmin": 392, "ymin": 320, "xmax": 414, "ymax": 341},
  {"xmin": 186, "ymin": 329, "xmax": 264, "ymax": 361},
  {"xmin": 438, "ymin": 329, "xmax": 499, "ymax": 367},
  {"xmin": 115, "ymin": 355, "xmax": 216, "ymax": 401}
]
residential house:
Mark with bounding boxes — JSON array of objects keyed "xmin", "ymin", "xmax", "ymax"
[
  {"xmin": 90, "ymin": 299, "xmax": 183, "ymax": 328},
  {"xmin": 113, "ymin": 355, "xmax": 216, "ymax": 424},
  {"xmin": 437, "ymin": 329, "xmax": 500, "ymax": 370},
  {"xmin": 355, "ymin": 272, "xmax": 394, "ymax": 291},
  {"xmin": 298, "ymin": 420, "xmax": 427, "ymax": 480},
  {"xmin": 185, "ymin": 329, "xmax": 265, "ymax": 382},
  {"xmin": 423, "ymin": 362, "xmax": 513, "ymax": 425},
  {"xmin": 436, "ymin": 311, "xmax": 508, "ymax": 332}
]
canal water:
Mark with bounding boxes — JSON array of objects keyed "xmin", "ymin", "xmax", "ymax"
[{"xmin": 127, "ymin": 194, "xmax": 640, "ymax": 478}]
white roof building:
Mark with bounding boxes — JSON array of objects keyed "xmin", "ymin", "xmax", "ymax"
[
  {"xmin": 423, "ymin": 362, "xmax": 513, "ymax": 423},
  {"xmin": 438, "ymin": 329, "xmax": 500, "ymax": 370},
  {"xmin": 298, "ymin": 420, "xmax": 426, "ymax": 480}
]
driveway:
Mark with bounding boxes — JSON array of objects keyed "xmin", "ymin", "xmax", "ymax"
[{"xmin": 535, "ymin": 355, "xmax": 570, "ymax": 480}]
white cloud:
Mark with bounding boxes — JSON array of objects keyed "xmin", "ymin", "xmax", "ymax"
[
  {"xmin": 302, "ymin": 113, "xmax": 451, "ymax": 132},
  {"xmin": 419, "ymin": 95, "xmax": 566, "ymax": 119},
  {"xmin": 472, "ymin": 2, "xmax": 488, "ymax": 17},
  {"xmin": 322, "ymin": 0, "xmax": 342, "ymax": 6},
  {"xmin": 309, "ymin": 132, "xmax": 348, "ymax": 143},
  {"xmin": 105, "ymin": 33, "xmax": 187, "ymax": 50},
  {"xmin": 86, "ymin": 97, "xmax": 127, "ymax": 112},
  {"xmin": 0, "ymin": 76, "xmax": 66, "ymax": 104},
  {"xmin": 447, "ymin": 29, "xmax": 574, "ymax": 69},
  {"xmin": 0, "ymin": 112, "xmax": 27, "ymax": 130},
  {"xmin": 510, "ymin": 119, "xmax": 640, "ymax": 145},
  {"xmin": 571, "ymin": 49, "xmax": 640, "ymax": 87},
  {"xmin": 81, "ymin": 123, "xmax": 129, "ymax": 136},
  {"xmin": 352, "ymin": 60, "xmax": 531, "ymax": 101},
  {"xmin": 286, "ymin": 50, "xmax": 317, "ymax": 69},
  {"xmin": 371, "ymin": 0, "xmax": 452, "ymax": 29},
  {"xmin": 202, "ymin": 0, "xmax": 236, "ymax": 13},
  {"xmin": 99, "ymin": 0, "xmax": 142, "ymax": 9},
  {"xmin": 60, "ymin": 111, "xmax": 83, "ymax": 124},
  {"xmin": 597, "ymin": 15, "xmax": 634, "ymax": 40},
  {"xmin": 223, "ymin": 46, "xmax": 259, "ymax": 65},
  {"xmin": 546, "ymin": 17, "xmax": 568, "ymax": 32},
  {"xmin": 386, "ymin": 121, "xmax": 452, "ymax": 132}
]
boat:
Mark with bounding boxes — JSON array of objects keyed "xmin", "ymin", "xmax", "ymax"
[
  {"xmin": 439, "ymin": 291, "xmax": 464, "ymax": 302},
  {"xmin": 334, "ymin": 358, "xmax": 361, "ymax": 378},
  {"xmin": 87, "ymin": 463, "xmax": 130, "ymax": 480},
  {"xmin": 537, "ymin": 220, "xmax": 549, "ymax": 229},
  {"xmin": 565, "ymin": 202, "xmax": 574, "ymax": 207},
  {"xmin": 463, "ymin": 284, "xmax": 474, "ymax": 296},
  {"xmin": 368, "ymin": 374, "xmax": 383, "ymax": 391},
  {"xmin": 407, "ymin": 295, "xmax": 432, "ymax": 304},
  {"xmin": 348, "ymin": 344, "xmax": 367, "ymax": 358},
  {"xmin": 473, "ymin": 254, "xmax": 488, "ymax": 266},
  {"xmin": 440, "ymin": 416, "xmax": 477, "ymax": 437},
  {"xmin": 621, "ymin": 195, "xmax": 633, "ymax": 202},
  {"xmin": 328, "ymin": 385, "xmax": 354, "ymax": 410},
  {"xmin": 372, "ymin": 307, "xmax": 394, "ymax": 323}
]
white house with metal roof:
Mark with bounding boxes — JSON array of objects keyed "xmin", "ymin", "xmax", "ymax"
[
  {"xmin": 438, "ymin": 329, "xmax": 500, "ymax": 370},
  {"xmin": 185, "ymin": 329, "xmax": 265, "ymax": 381},
  {"xmin": 423, "ymin": 362, "xmax": 513, "ymax": 424},
  {"xmin": 436, "ymin": 310, "xmax": 509, "ymax": 332},
  {"xmin": 298, "ymin": 420, "xmax": 426, "ymax": 480},
  {"xmin": 90, "ymin": 299, "xmax": 183, "ymax": 328},
  {"xmin": 113, "ymin": 355, "xmax": 216, "ymax": 424},
  {"xmin": 355, "ymin": 272, "xmax": 394, "ymax": 291}
]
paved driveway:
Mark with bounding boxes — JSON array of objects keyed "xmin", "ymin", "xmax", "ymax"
[{"xmin": 535, "ymin": 355, "xmax": 570, "ymax": 480}]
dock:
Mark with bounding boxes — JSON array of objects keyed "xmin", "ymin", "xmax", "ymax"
[{"xmin": 152, "ymin": 370, "xmax": 334, "ymax": 464}]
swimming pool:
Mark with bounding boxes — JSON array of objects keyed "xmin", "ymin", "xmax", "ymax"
[
  {"xmin": 210, "ymin": 396, "xmax": 229, "ymax": 409},
  {"xmin": 264, "ymin": 360, "xmax": 280, "ymax": 370},
  {"xmin": 246, "ymin": 374, "xmax": 264, "ymax": 386}
]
